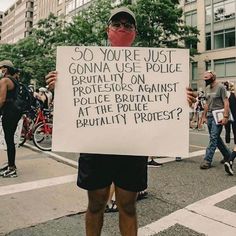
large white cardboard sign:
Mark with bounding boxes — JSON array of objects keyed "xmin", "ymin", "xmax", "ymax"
[
  {"xmin": 53, "ymin": 46, "xmax": 189, "ymax": 156},
  {"xmin": 0, "ymin": 117, "xmax": 23, "ymax": 149}
]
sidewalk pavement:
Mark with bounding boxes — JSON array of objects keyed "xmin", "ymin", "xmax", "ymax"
[{"xmin": 0, "ymin": 146, "xmax": 87, "ymax": 235}]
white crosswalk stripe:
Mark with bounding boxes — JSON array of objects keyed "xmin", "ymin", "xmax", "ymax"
[{"xmin": 139, "ymin": 186, "xmax": 236, "ymax": 235}]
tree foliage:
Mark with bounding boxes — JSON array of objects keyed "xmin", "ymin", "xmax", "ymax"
[
  {"xmin": 0, "ymin": 0, "xmax": 199, "ymax": 86},
  {"xmin": 133, "ymin": 0, "xmax": 199, "ymax": 55},
  {"xmin": 65, "ymin": 0, "xmax": 112, "ymax": 46},
  {"xmin": 0, "ymin": 14, "xmax": 67, "ymax": 86}
]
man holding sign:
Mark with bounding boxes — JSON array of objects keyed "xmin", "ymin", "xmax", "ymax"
[{"xmin": 46, "ymin": 7, "xmax": 196, "ymax": 236}]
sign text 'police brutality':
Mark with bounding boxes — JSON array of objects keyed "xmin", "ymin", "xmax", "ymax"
[{"xmin": 53, "ymin": 46, "xmax": 189, "ymax": 156}]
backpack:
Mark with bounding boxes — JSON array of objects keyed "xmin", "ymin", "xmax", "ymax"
[{"xmin": 8, "ymin": 77, "xmax": 35, "ymax": 114}]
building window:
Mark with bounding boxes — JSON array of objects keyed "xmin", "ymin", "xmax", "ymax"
[
  {"xmin": 57, "ymin": 9, "xmax": 63, "ymax": 16},
  {"xmin": 185, "ymin": 10, "xmax": 197, "ymax": 27},
  {"xmin": 205, "ymin": 6, "xmax": 211, "ymax": 24},
  {"xmin": 25, "ymin": 21, "xmax": 33, "ymax": 28},
  {"xmin": 185, "ymin": 0, "xmax": 196, "ymax": 3},
  {"xmin": 205, "ymin": 60, "xmax": 212, "ymax": 71},
  {"xmin": 26, "ymin": 1, "xmax": 33, "ymax": 8},
  {"xmin": 225, "ymin": 28, "xmax": 236, "ymax": 47},
  {"xmin": 83, "ymin": 0, "xmax": 91, "ymax": 4},
  {"xmin": 66, "ymin": 0, "xmax": 75, "ymax": 14},
  {"xmin": 25, "ymin": 11, "xmax": 33, "ymax": 18},
  {"xmin": 213, "ymin": 0, "xmax": 235, "ymax": 22},
  {"xmin": 214, "ymin": 28, "xmax": 235, "ymax": 49},
  {"xmin": 214, "ymin": 30, "xmax": 224, "ymax": 49},
  {"xmin": 192, "ymin": 62, "xmax": 198, "ymax": 80},
  {"xmin": 205, "ymin": 32, "xmax": 211, "ymax": 50},
  {"xmin": 214, "ymin": 58, "xmax": 236, "ymax": 77}
]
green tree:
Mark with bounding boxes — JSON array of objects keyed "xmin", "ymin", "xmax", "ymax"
[
  {"xmin": 0, "ymin": 13, "xmax": 67, "ymax": 86},
  {"xmin": 133, "ymin": 0, "xmax": 199, "ymax": 55},
  {"xmin": 0, "ymin": 44, "xmax": 15, "ymax": 62},
  {"xmin": 65, "ymin": 0, "xmax": 112, "ymax": 46}
]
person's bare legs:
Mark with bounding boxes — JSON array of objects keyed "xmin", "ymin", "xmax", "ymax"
[
  {"xmin": 86, "ymin": 186, "xmax": 110, "ymax": 236},
  {"xmin": 107, "ymin": 182, "xmax": 115, "ymax": 205},
  {"xmin": 115, "ymin": 186, "xmax": 138, "ymax": 236}
]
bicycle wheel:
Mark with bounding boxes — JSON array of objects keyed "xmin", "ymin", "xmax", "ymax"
[
  {"xmin": 33, "ymin": 122, "xmax": 53, "ymax": 151},
  {"xmin": 19, "ymin": 126, "xmax": 27, "ymax": 146}
]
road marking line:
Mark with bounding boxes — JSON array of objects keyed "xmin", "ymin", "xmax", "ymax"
[
  {"xmin": 187, "ymin": 185, "xmax": 236, "ymax": 207},
  {"xmin": 138, "ymin": 186, "xmax": 236, "ymax": 236},
  {"xmin": 151, "ymin": 149, "xmax": 220, "ymax": 164},
  {"xmin": 139, "ymin": 209, "xmax": 236, "ymax": 236},
  {"xmin": 190, "ymin": 144, "xmax": 206, "ymax": 148},
  {"xmin": 187, "ymin": 185, "xmax": 236, "ymax": 228},
  {"xmin": 25, "ymin": 143, "xmax": 221, "ymax": 166},
  {"xmin": 25, "ymin": 143, "xmax": 78, "ymax": 167},
  {"xmin": 188, "ymin": 149, "xmax": 205, "ymax": 157},
  {"xmin": 0, "ymin": 174, "xmax": 77, "ymax": 196},
  {"xmin": 45, "ymin": 151, "xmax": 78, "ymax": 167},
  {"xmin": 190, "ymin": 131, "xmax": 209, "ymax": 136}
]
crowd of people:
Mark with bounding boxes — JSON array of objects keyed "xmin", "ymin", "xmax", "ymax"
[{"xmin": 0, "ymin": 5, "xmax": 234, "ymax": 236}]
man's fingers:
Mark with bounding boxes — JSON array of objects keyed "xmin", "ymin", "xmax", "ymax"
[
  {"xmin": 45, "ymin": 71, "xmax": 57, "ymax": 90},
  {"xmin": 45, "ymin": 71, "xmax": 57, "ymax": 80},
  {"xmin": 46, "ymin": 77, "xmax": 56, "ymax": 84}
]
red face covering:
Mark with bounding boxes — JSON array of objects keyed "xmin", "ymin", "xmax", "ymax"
[{"xmin": 108, "ymin": 28, "xmax": 136, "ymax": 47}]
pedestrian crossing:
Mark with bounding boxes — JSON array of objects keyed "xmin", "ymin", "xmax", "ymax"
[{"xmin": 138, "ymin": 186, "xmax": 236, "ymax": 236}]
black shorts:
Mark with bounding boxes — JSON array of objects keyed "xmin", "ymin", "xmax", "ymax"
[{"xmin": 77, "ymin": 153, "xmax": 148, "ymax": 192}]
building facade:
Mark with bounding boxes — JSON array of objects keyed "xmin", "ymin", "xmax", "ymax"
[
  {"xmin": 181, "ymin": 0, "xmax": 236, "ymax": 90},
  {"xmin": 33, "ymin": 0, "xmax": 93, "ymax": 25},
  {"xmin": 33, "ymin": 0, "xmax": 58, "ymax": 25},
  {"xmin": 1, "ymin": 0, "xmax": 34, "ymax": 44}
]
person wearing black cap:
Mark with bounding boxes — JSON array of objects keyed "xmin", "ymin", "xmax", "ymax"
[
  {"xmin": 0, "ymin": 60, "xmax": 22, "ymax": 178},
  {"xmin": 45, "ymin": 6, "xmax": 197, "ymax": 236}
]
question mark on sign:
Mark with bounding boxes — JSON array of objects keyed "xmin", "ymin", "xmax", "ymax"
[{"xmin": 176, "ymin": 108, "xmax": 182, "ymax": 120}]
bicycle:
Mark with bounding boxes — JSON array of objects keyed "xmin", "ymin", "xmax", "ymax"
[
  {"xmin": 19, "ymin": 106, "xmax": 53, "ymax": 151},
  {"xmin": 19, "ymin": 108, "xmax": 37, "ymax": 146},
  {"xmin": 33, "ymin": 109, "xmax": 53, "ymax": 151}
]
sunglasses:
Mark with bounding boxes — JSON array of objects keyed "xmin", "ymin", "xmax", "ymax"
[{"xmin": 110, "ymin": 21, "xmax": 135, "ymax": 31}]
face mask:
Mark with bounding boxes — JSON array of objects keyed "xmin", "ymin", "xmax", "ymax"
[
  {"xmin": 205, "ymin": 77, "xmax": 214, "ymax": 87},
  {"xmin": 108, "ymin": 28, "xmax": 136, "ymax": 47}
]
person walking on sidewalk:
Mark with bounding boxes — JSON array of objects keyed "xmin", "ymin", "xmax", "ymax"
[
  {"xmin": 199, "ymin": 70, "xmax": 231, "ymax": 169},
  {"xmin": 46, "ymin": 6, "xmax": 197, "ymax": 236},
  {"xmin": 0, "ymin": 60, "xmax": 22, "ymax": 178},
  {"xmin": 224, "ymin": 84, "xmax": 236, "ymax": 175}
]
